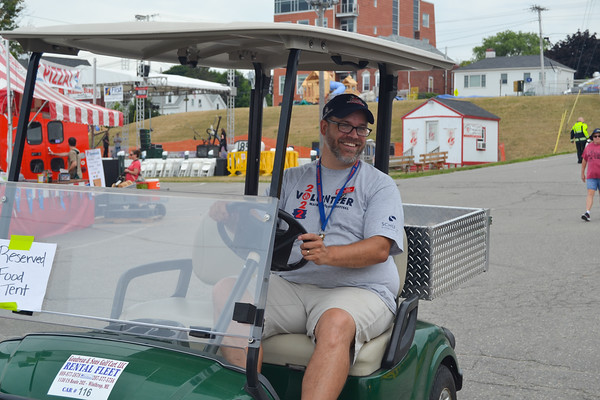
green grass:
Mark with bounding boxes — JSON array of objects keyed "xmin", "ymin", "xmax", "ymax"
[{"xmin": 112, "ymin": 94, "xmax": 600, "ymax": 179}]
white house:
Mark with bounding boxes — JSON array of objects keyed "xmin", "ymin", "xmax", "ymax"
[
  {"xmin": 402, "ymin": 97, "xmax": 500, "ymax": 166},
  {"xmin": 158, "ymin": 92, "xmax": 227, "ymax": 114},
  {"xmin": 454, "ymin": 50, "xmax": 575, "ymax": 97}
]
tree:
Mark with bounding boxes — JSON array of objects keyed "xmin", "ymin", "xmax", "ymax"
[
  {"xmin": 472, "ymin": 30, "xmax": 546, "ymax": 61},
  {"xmin": 127, "ymin": 98, "xmax": 160, "ymax": 125},
  {"xmin": 546, "ymin": 30, "xmax": 600, "ymax": 79},
  {"xmin": 0, "ymin": 0, "xmax": 24, "ymax": 56}
]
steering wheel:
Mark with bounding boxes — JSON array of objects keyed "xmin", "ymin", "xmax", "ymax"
[
  {"xmin": 216, "ymin": 205, "xmax": 307, "ymax": 272},
  {"xmin": 271, "ymin": 209, "xmax": 307, "ymax": 272}
]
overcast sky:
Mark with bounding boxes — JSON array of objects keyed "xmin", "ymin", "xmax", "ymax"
[{"xmin": 15, "ymin": 0, "xmax": 600, "ymax": 67}]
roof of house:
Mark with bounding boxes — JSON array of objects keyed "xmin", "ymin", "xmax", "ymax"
[
  {"xmin": 379, "ymin": 34, "xmax": 451, "ymax": 60},
  {"xmin": 456, "ymin": 55, "xmax": 574, "ymax": 72},
  {"xmin": 433, "ymin": 98, "xmax": 500, "ymax": 120}
]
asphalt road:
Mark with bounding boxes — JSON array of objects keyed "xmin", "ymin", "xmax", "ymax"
[{"xmin": 162, "ymin": 153, "xmax": 599, "ymax": 399}]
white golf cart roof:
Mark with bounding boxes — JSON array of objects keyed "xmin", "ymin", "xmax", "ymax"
[{"xmin": 2, "ymin": 21, "xmax": 454, "ymax": 72}]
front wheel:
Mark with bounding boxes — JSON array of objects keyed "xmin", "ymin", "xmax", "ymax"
[{"xmin": 429, "ymin": 364, "xmax": 456, "ymax": 400}]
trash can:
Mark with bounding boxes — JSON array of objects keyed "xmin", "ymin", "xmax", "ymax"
[{"xmin": 214, "ymin": 158, "xmax": 227, "ymax": 176}]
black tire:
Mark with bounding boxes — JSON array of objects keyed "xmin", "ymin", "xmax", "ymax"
[{"xmin": 429, "ymin": 364, "xmax": 456, "ymax": 400}]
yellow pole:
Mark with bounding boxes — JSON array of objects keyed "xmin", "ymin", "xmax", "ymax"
[
  {"xmin": 553, "ymin": 110, "xmax": 567, "ymax": 154},
  {"xmin": 565, "ymin": 90, "xmax": 581, "ymax": 127}
]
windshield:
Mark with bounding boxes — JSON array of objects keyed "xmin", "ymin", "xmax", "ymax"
[{"xmin": 0, "ymin": 182, "xmax": 277, "ymax": 355}]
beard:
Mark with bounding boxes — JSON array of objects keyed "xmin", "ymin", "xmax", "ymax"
[{"xmin": 324, "ymin": 128, "xmax": 365, "ymax": 165}]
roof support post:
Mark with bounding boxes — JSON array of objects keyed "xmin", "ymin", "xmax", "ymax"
[
  {"xmin": 8, "ymin": 52, "xmax": 42, "ymax": 182},
  {"xmin": 269, "ymin": 49, "xmax": 301, "ymax": 198},
  {"xmin": 374, "ymin": 63, "xmax": 397, "ymax": 174},
  {"xmin": 245, "ymin": 63, "xmax": 270, "ymax": 196}
]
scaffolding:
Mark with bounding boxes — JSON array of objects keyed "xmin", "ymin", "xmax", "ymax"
[{"xmin": 227, "ymin": 69, "xmax": 236, "ymax": 147}]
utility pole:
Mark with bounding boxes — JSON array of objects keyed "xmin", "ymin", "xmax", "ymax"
[{"xmin": 531, "ymin": 5, "xmax": 547, "ymax": 95}]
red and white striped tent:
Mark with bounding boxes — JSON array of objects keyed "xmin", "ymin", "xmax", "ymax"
[{"xmin": 0, "ymin": 43, "xmax": 123, "ymax": 127}]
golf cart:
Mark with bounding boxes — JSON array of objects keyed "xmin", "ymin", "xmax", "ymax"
[{"xmin": 0, "ymin": 22, "xmax": 489, "ymax": 399}]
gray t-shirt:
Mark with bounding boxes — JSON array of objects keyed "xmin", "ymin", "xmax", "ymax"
[{"xmin": 277, "ymin": 160, "xmax": 404, "ymax": 312}]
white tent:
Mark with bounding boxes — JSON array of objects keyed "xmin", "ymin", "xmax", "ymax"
[{"xmin": 0, "ymin": 42, "xmax": 123, "ymax": 127}]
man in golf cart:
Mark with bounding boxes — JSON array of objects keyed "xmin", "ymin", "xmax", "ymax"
[{"xmin": 256, "ymin": 94, "xmax": 403, "ymax": 399}]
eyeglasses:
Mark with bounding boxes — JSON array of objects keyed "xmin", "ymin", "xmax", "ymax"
[
  {"xmin": 593, "ymin": 135, "xmax": 600, "ymax": 139},
  {"xmin": 326, "ymin": 119, "xmax": 372, "ymax": 137}
]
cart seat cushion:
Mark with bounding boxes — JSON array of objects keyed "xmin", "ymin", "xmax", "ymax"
[{"xmin": 262, "ymin": 327, "xmax": 392, "ymax": 377}]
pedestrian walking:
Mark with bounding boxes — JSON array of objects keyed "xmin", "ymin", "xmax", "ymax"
[
  {"xmin": 580, "ymin": 128, "xmax": 600, "ymax": 221},
  {"xmin": 571, "ymin": 117, "xmax": 589, "ymax": 164}
]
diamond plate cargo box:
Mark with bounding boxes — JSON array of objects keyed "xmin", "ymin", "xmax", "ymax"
[{"xmin": 401, "ymin": 204, "xmax": 491, "ymax": 300}]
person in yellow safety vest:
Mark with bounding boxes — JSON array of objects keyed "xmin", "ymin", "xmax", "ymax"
[{"xmin": 571, "ymin": 117, "xmax": 589, "ymax": 163}]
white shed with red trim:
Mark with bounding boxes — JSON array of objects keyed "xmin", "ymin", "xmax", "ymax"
[{"xmin": 402, "ymin": 97, "xmax": 500, "ymax": 166}]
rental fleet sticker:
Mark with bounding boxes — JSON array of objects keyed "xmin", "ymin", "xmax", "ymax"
[{"xmin": 47, "ymin": 355, "xmax": 129, "ymax": 400}]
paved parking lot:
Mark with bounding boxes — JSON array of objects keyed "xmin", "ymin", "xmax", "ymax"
[
  {"xmin": 399, "ymin": 154, "xmax": 598, "ymax": 400},
  {"xmin": 165, "ymin": 153, "xmax": 598, "ymax": 399}
]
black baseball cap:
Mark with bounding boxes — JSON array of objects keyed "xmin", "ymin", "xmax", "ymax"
[{"xmin": 322, "ymin": 94, "xmax": 374, "ymax": 124}]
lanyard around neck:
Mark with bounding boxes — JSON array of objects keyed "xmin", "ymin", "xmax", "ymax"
[{"xmin": 316, "ymin": 159, "xmax": 360, "ymax": 234}]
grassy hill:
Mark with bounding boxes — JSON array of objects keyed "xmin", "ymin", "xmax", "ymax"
[{"xmin": 110, "ymin": 94, "xmax": 600, "ymax": 162}]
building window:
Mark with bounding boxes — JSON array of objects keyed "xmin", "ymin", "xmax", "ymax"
[
  {"xmin": 464, "ymin": 74, "xmax": 486, "ymax": 88},
  {"xmin": 191, "ymin": 98, "xmax": 195, "ymax": 107},
  {"xmin": 297, "ymin": 20, "xmax": 309, "ymax": 25},
  {"xmin": 413, "ymin": 0, "xmax": 420, "ymax": 31},
  {"xmin": 373, "ymin": 26, "xmax": 377, "ymax": 35},
  {"xmin": 314, "ymin": 18, "xmax": 328, "ymax": 27},
  {"xmin": 297, "ymin": 74, "xmax": 308, "ymax": 95},
  {"xmin": 392, "ymin": 0, "xmax": 398, "ymax": 35},
  {"xmin": 501, "ymin": 73, "xmax": 508, "ymax": 84},
  {"xmin": 375, "ymin": 71, "xmax": 380, "ymax": 88},
  {"xmin": 279, "ymin": 75, "xmax": 286, "ymax": 96},
  {"xmin": 428, "ymin": 76, "xmax": 434, "ymax": 92},
  {"xmin": 362, "ymin": 71, "xmax": 371, "ymax": 91},
  {"xmin": 524, "ymin": 72, "xmax": 531, "ymax": 81},
  {"xmin": 374, "ymin": 0, "xmax": 377, "ymax": 6},
  {"xmin": 275, "ymin": 0, "xmax": 311, "ymax": 14},
  {"xmin": 340, "ymin": 17, "xmax": 355, "ymax": 32},
  {"xmin": 422, "ymin": 13, "xmax": 429, "ymax": 28}
]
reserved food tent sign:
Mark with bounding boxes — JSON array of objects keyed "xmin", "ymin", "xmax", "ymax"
[{"xmin": 0, "ymin": 236, "xmax": 56, "ymax": 312}]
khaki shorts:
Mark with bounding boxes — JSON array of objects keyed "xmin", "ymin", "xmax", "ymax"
[{"xmin": 263, "ymin": 274, "xmax": 394, "ymax": 362}]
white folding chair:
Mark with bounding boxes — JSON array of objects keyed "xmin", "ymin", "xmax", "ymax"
[
  {"xmin": 153, "ymin": 160, "xmax": 165, "ymax": 178},
  {"xmin": 162, "ymin": 159, "xmax": 174, "ymax": 177},
  {"xmin": 178, "ymin": 160, "xmax": 191, "ymax": 177},
  {"xmin": 190, "ymin": 161, "xmax": 202, "ymax": 177}
]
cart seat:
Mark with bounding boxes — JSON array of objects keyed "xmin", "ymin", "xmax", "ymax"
[{"xmin": 262, "ymin": 236, "xmax": 408, "ymax": 377}]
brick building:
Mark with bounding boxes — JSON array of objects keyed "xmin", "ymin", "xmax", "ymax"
[{"xmin": 272, "ymin": 0, "xmax": 453, "ymax": 105}]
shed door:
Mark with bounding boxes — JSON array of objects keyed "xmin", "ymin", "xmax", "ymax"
[{"xmin": 426, "ymin": 121, "xmax": 439, "ymax": 152}]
